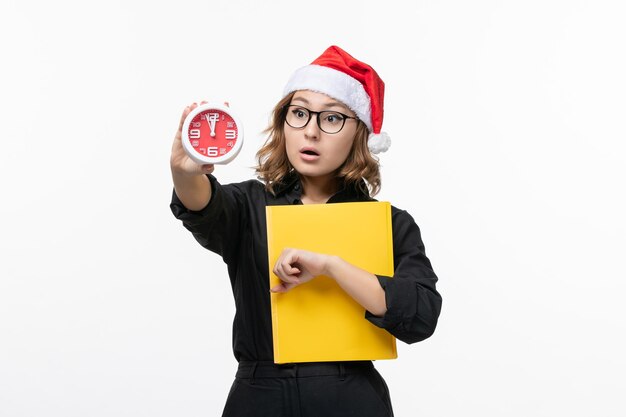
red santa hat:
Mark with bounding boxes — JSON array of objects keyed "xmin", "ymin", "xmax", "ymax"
[{"xmin": 283, "ymin": 45, "xmax": 391, "ymax": 154}]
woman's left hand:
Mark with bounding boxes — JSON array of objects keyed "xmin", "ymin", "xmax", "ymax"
[{"xmin": 271, "ymin": 248, "xmax": 332, "ymax": 293}]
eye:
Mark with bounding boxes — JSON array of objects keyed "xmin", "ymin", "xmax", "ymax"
[
  {"xmin": 291, "ymin": 107, "xmax": 308, "ymax": 119},
  {"xmin": 323, "ymin": 112, "xmax": 344, "ymax": 124}
]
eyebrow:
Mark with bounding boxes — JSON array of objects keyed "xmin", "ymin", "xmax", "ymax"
[{"xmin": 291, "ymin": 97, "xmax": 351, "ymax": 112}]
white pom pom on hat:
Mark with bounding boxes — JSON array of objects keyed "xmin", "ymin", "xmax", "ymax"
[
  {"xmin": 283, "ymin": 45, "xmax": 391, "ymax": 154},
  {"xmin": 367, "ymin": 132, "xmax": 391, "ymax": 154}
]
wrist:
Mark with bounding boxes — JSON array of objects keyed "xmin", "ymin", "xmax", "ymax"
[
  {"xmin": 171, "ymin": 164, "xmax": 205, "ymax": 180},
  {"xmin": 324, "ymin": 255, "xmax": 342, "ymax": 279}
]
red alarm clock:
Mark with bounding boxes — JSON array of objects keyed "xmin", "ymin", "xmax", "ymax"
[{"xmin": 181, "ymin": 103, "xmax": 244, "ymax": 165}]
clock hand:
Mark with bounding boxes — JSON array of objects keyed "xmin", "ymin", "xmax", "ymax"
[{"xmin": 207, "ymin": 113, "xmax": 217, "ymax": 137}]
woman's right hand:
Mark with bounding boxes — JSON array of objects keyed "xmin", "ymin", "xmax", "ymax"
[{"xmin": 170, "ymin": 101, "xmax": 215, "ymax": 177}]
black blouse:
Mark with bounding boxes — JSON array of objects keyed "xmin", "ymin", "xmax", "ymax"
[{"xmin": 170, "ymin": 173, "xmax": 442, "ymax": 362}]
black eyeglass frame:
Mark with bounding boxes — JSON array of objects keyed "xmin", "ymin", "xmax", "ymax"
[{"xmin": 284, "ymin": 104, "xmax": 359, "ymax": 134}]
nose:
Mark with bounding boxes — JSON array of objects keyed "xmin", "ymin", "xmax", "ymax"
[{"xmin": 303, "ymin": 113, "xmax": 320, "ymax": 140}]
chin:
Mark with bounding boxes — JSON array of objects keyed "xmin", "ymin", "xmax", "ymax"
[
  {"xmin": 288, "ymin": 155, "xmax": 341, "ymax": 179},
  {"xmin": 290, "ymin": 165, "xmax": 328, "ymax": 179},
  {"xmin": 293, "ymin": 166, "xmax": 326, "ymax": 177}
]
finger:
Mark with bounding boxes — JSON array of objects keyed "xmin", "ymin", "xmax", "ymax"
[
  {"xmin": 274, "ymin": 263, "xmax": 292, "ymax": 282},
  {"xmin": 279, "ymin": 256, "xmax": 301, "ymax": 279},
  {"xmin": 274, "ymin": 249, "xmax": 295, "ymax": 278},
  {"xmin": 176, "ymin": 102, "xmax": 199, "ymax": 138},
  {"xmin": 270, "ymin": 283, "xmax": 286, "ymax": 293},
  {"xmin": 273, "ymin": 262, "xmax": 300, "ymax": 284},
  {"xmin": 282, "ymin": 253, "xmax": 302, "ymax": 276},
  {"xmin": 273, "ymin": 254, "xmax": 287, "ymax": 277},
  {"xmin": 176, "ymin": 105, "xmax": 190, "ymax": 135},
  {"xmin": 271, "ymin": 282, "xmax": 297, "ymax": 293},
  {"xmin": 224, "ymin": 101, "xmax": 230, "ymax": 107}
]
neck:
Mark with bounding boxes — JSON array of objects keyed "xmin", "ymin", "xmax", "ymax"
[{"xmin": 299, "ymin": 174, "xmax": 340, "ymax": 204}]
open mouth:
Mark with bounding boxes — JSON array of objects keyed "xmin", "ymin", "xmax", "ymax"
[{"xmin": 300, "ymin": 147, "xmax": 320, "ymax": 157}]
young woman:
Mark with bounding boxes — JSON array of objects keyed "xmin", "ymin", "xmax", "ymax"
[{"xmin": 170, "ymin": 45, "xmax": 442, "ymax": 417}]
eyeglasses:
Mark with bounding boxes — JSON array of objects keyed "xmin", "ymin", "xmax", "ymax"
[{"xmin": 284, "ymin": 105, "xmax": 358, "ymax": 134}]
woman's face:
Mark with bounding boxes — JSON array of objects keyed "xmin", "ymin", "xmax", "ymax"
[{"xmin": 284, "ymin": 90, "xmax": 358, "ymax": 182}]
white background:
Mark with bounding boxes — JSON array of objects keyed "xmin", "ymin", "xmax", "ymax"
[{"xmin": 1, "ymin": 1, "xmax": 625, "ymax": 416}]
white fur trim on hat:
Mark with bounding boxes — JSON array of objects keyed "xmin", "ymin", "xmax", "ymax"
[
  {"xmin": 368, "ymin": 132, "xmax": 391, "ymax": 154},
  {"xmin": 283, "ymin": 64, "xmax": 373, "ymax": 132}
]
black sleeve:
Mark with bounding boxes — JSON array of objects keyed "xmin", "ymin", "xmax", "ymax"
[
  {"xmin": 169, "ymin": 174, "xmax": 246, "ymax": 264},
  {"xmin": 364, "ymin": 209, "xmax": 442, "ymax": 344}
]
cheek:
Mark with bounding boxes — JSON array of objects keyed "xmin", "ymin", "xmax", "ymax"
[
  {"xmin": 335, "ymin": 137, "xmax": 355, "ymax": 161},
  {"xmin": 284, "ymin": 131, "xmax": 296, "ymax": 152},
  {"xmin": 284, "ymin": 131, "xmax": 300, "ymax": 161}
]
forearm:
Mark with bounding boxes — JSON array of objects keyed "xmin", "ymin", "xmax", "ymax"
[
  {"xmin": 171, "ymin": 171, "xmax": 212, "ymax": 211},
  {"xmin": 326, "ymin": 256, "xmax": 387, "ymax": 317}
]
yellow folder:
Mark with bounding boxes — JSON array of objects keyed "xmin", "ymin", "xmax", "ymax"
[{"xmin": 266, "ymin": 201, "xmax": 397, "ymax": 364}]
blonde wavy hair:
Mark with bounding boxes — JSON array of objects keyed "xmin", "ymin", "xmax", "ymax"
[{"xmin": 255, "ymin": 92, "xmax": 382, "ymax": 197}]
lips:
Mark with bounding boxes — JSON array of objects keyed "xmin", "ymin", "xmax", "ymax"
[
  {"xmin": 299, "ymin": 147, "xmax": 320, "ymax": 162},
  {"xmin": 300, "ymin": 147, "xmax": 319, "ymax": 156}
]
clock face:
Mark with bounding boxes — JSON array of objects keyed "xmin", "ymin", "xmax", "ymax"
[{"xmin": 182, "ymin": 104, "xmax": 243, "ymax": 165}]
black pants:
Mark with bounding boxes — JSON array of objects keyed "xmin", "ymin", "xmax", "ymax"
[{"xmin": 221, "ymin": 360, "xmax": 394, "ymax": 417}]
